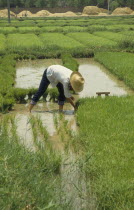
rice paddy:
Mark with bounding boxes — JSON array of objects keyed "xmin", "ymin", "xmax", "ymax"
[{"xmin": 0, "ymin": 15, "xmax": 134, "ymax": 209}]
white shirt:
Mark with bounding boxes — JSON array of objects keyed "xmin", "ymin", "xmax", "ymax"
[{"xmin": 47, "ymin": 65, "xmax": 72, "ymax": 98}]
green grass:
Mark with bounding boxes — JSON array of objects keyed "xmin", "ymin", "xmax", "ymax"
[
  {"xmin": 76, "ymin": 96, "xmax": 134, "ymax": 209},
  {"xmin": 0, "ymin": 34, "xmax": 6, "ymax": 53},
  {"xmin": 0, "ymin": 27, "xmax": 17, "ymax": 34},
  {"xmin": 7, "ymin": 34, "xmax": 44, "ymax": 53},
  {"xmin": 95, "ymin": 52, "xmax": 134, "ymax": 89},
  {"xmin": 93, "ymin": 31, "xmax": 125, "ymax": 42},
  {"xmin": 39, "ymin": 33, "xmax": 84, "ymax": 54},
  {"xmin": 0, "ymin": 115, "xmax": 61, "ymax": 209},
  {"xmin": 18, "ymin": 26, "xmax": 41, "ymax": 33},
  {"xmin": 67, "ymin": 32, "xmax": 117, "ymax": 50}
]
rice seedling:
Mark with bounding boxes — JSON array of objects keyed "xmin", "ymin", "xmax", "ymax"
[
  {"xmin": 95, "ymin": 52, "xmax": 134, "ymax": 89},
  {"xmin": 18, "ymin": 26, "xmax": 41, "ymax": 33},
  {"xmin": 76, "ymin": 96, "xmax": 134, "ymax": 209},
  {"xmin": 67, "ymin": 32, "xmax": 117, "ymax": 50},
  {"xmin": 61, "ymin": 53, "xmax": 79, "ymax": 71},
  {"xmin": 7, "ymin": 34, "xmax": 44, "ymax": 53},
  {"xmin": 0, "ymin": 34, "xmax": 6, "ymax": 53},
  {"xmin": 39, "ymin": 33, "xmax": 84, "ymax": 53},
  {"xmin": 93, "ymin": 31, "xmax": 125, "ymax": 42},
  {"xmin": 0, "ymin": 115, "xmax": 62, "ymax": 209},
  {"xmin": 40, "ymin": 26, "xmax": 63, "ymax": 32},
  {"xmin": 0, "ymin": 27, "xmax": 18, "ymax": 34},
  {"xmin": 63, "ymin": 26, "xmax": 87, "ymax": 33}
]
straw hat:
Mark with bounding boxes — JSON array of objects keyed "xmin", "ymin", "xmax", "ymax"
[{"xmin": 70, "ymin": 72, "xmax": 85, "ymax": 92}]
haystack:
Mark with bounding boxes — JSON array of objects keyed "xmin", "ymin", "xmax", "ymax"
[
  {"xmin": 0, "ymin": 9, "xmax": 16, "ymax": 17},
  {"xmin": 112, "ymin": 7, "xmax": 133, "ymax": 15},
  {"xmin": 98, "ymin": 13, "xmax": 109, "ymax": 16},
  {"xmin": 99, "ymin": 8, "xmax": 108, "ymax": 13},
  {"xmin": 83, "ymin": 6, "xmax": 101, "ymax": 15},
  {"xmin": 17, "ymin": 10, "xmax": 33, "ymax": 17},
  {"xmin": 35, "ymin": 10, "xmax": 51, "ymax": 17},
  {"xmin": 130, "ymin": 11, "xmax": 134, "ymax": 15},
  {"xmin": 50, "ymin": 11, "xmax": 77, "ymax": 17}
]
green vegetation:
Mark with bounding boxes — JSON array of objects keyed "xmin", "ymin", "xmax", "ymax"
[
  {"xmin": 40, "ymin": 33, "xmax": 84, "ymax": 54},
  {"xmin": 0, "ymin": 34, "xmax": 6, "ymax": 54},
  {"xmin": 95, "ymin": 52, "xmax": 134, "ymax": 89},
  {"xmin": 67, "ymin": 32, "xmax": 117, "ymax": 50},
  {"xmin": 0, "ymin": 115, "xmax": 61, "ymax": 209},
  {"xmin": 7, "ymin": 34, "xmax": 43, "ymax": 54},
  {"xmin": 76, "ymin": 96, "xmax": 134, "ymax": 209},
  {"xmin": 0, "ymin": 15, "xmax": 134, "ymax": 209},
  {"xmin": 61, "ymin": 53, "xmax": 79, "ymax": 71}
]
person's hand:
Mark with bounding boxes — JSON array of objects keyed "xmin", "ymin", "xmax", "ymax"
[
  {"xmin": 74, "ymin": 104, "xmax": 78, "ymax": 111},
  {"xmin": 29, "ymin": 104, "xmax": 34, "ymax": 113},
  {"xmin": 70, "ymin": 96, "xmax": 75, "ymax": 101}
]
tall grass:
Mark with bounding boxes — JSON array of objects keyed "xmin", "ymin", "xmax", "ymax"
[
  {"xmin": 76, "ymin": 96, "xmax": 134, "ymax": 209},
  {"xmin": 95, "ymin": 52, "xmax": 134, "ymax": 89}
]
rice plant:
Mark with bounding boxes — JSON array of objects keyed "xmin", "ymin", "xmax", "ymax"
[
  {"xmin": 39, "ymin": 33, "xmax": 84, "ymax": 52},
  {"xmin": 95, "ymin": 52, "xmax": 134, "ymax": 89},
  {"xmin": 7, "ymin": 34, "xmax": 44, "ymax": 53},
  {"xmin": 67, "ymin": 32, "xmax": 117, "ymax": 49},
  {"xmin": 0, "ymin": 34, "xmax": 6, "ymax": 53}
]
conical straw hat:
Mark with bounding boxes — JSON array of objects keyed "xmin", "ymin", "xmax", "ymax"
[{"xmin": 70, "ymin": 72, "xmax": 85, "ymax": 92}]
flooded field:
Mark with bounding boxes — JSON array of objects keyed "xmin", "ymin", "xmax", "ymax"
[{"xmin": 7, "ymin": 58, "xmax": 133, "ymax": 209}]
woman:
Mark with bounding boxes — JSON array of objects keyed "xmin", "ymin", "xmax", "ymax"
[{"xmin": 29, "ymin": 65, "xmax": 85, "ymax": 112}]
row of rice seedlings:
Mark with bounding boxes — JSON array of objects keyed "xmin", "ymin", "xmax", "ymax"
[
  {"xmin": 29, "ymin": 115, "xmax": 43, "ymax": 151},
  {"xmin": 40, "ymin": 33, "xmax": 84, "ymax": 51},
  {"xmin": 0, "ymin": 34, "xmax": 6, "ymax": 52},
  {"xmin": 35, "ymin": 115, "xmax": 49, "ymax": 141},
  {"xmin": 106, "ymin": 24, "xmax": 134, "ymax": 31},
  {"xmin": 95, "ymin": 52, "xmax": 134, "ymax": 89},
  {"xmin": 76, "ymin": 96, "xmax": 134, "ymax": 209},
  {"xmin": 93, "ymin": 31, "xmax": 125, "ymax": 42},
  {"xmin": 67, "ymin": 32, "xmax": 117, "ymax": 49},
  {"xmin": 7, "ymin": 33, "xmax": 44, "ymax": 52},
  {"xmin": 0, "ymin": 116, "xmax": 62, "ymax": 209}
]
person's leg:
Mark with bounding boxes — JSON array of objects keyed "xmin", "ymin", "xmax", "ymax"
[
  {"xmin": 31, "ymin": 69, "xmax": 50, "ymax": 104},
  {"xmin": 56, "ymin": 83, "xmax": 66, "ymax": 111}
]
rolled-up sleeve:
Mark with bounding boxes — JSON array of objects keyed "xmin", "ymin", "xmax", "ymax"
[{"xmin": 63, "ymin": 82, "xmax": 72, "ymax": 98}]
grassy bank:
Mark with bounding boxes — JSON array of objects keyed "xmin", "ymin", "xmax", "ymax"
[
  {"xmin": 76, "ymin": 96, "xmax": 134, "ymax": 209},
  {"xmin": 95, "ymin": 52, "xmax": 134, "ymax": 90}
]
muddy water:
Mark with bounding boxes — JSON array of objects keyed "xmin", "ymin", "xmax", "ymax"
[
  {"xmin": 78, "ymin": 58, "xmax": 133, "ymax": 97},
  {"xmin": 15, "ymin": 59, "xmax": 62, "ymax": 88}
]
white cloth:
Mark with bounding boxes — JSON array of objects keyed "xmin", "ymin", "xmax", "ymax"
[{"xmin": 47, "ymin": 65, "xmax": 72, "ymax": 98}]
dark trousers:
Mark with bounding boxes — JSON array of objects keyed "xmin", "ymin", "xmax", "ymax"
[{"xmin": 32, "ymin": 69, "xmax": 66, "ymax": 105}]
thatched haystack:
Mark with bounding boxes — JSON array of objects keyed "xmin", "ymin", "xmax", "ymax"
[
  {"xmin": 34, "ymin": 10, "xmax": 51, "ymax": 17},
  {"xmin": 0, "ymin": 9, "xmax": 16, "ymax": 17},
  {"xmin": 99, "ymin": 8, "xmax": 108, "ymax": 13},
  {"xmin": 83, "ymin": 6, "xmax": 101, "ymax": 15},
  {"xmin": 17, "ymin": 10, "xmax": 33, "ymax": 17},
  {"xmin": 130, "ymin": 11, "xmax": 134, "ymax": 15},
  {"xmin": 98, "ymin": 13, "xmax": 109, "ymax": 16},
  {"xmin": 112, "ymin": 7, "xmax": 133, "ymax": 15},
  {"xmin": 50, "ymin": 11, "xmax": 77, "ymax": 17}
]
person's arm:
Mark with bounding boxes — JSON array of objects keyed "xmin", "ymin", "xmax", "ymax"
[{"xmin": 66, "ymin": 97, "xmax": 77, "ymax": 110}]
